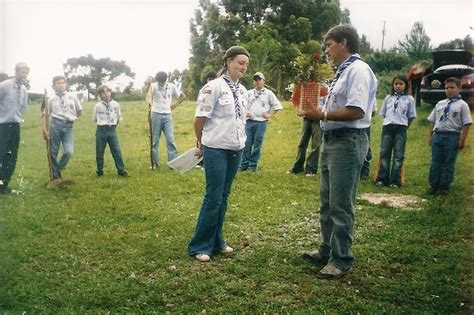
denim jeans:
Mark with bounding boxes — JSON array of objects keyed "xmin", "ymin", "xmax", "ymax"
[
  {"xmin": 188, "ymin": 146, "xmax": 243, "ymax": 256},
  {"xmin": 319, "ymin": 129, "xmax": 368, "ymax": 271},
  {"xmin": 360, "ymin": 127, "xmax": 372, "ymax": 177},
  {"xmin": 429, "ymin": 133, "xmax": 460, "ymax": 190},
  {"xmin": 240, "ymin": 120, "xmax": 268, "ymax": 170},
  {"xmin": 291, "ymin": 117, "xmax": 321, "ymax": 174},
  {"xmin": 376, "ymin": 124, "xmax": 407, "ymax": 186},
  {"xmin": 151, "ymin": 112, "xmax": 178, "ymax": 166},
  {"xmin": 95, "ymin": 126, "xmax": 126, "ymax": 174},
  {"xmin": 49, "ymin": 119, "xmax": 74, "ymax": 178},
  {"xmin": 0, "ymin": 123, "xmax": 20, "ymax": 191}
]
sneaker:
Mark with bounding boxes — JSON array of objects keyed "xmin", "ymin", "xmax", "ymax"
[
  {"xmin": 150, "ymin": 164, "xmax": 158, "ymax": 170},
  {"xmin": 376, "ymin": 181, "xmax": 384, "ymax": 187},
  {"xmin": 305, "ymin": 172, "xmax": 316, "ymax": 177},
  {"xmin": 389, "ymin": 184, "xmax": 399, "ymax": 188},
  {"xmin": 287, "ymin": 169, "xmax": 302, "ymax": 175},
  {"xmin": 316, "ymin": 264, "xmax": 351, "ymax": 280},
  {"xmin": 302, "ymin": 251, "xmax": 329, "ymax": 265},
  {"xmin": 220, "ymin": 246, "xmax": 234, "ymax": 254},
  {"xmin": 195, "ymin": 253, "xmax": 211, "ymax": 262}
]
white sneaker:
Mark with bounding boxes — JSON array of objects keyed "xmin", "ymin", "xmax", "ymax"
[
  {"xmin": 220, "ymin": 246, "xmax": 234, "ymax": 254},
  {"xmin": 195, "ymin": 254, "xmax": 211, "ymax": 262}
]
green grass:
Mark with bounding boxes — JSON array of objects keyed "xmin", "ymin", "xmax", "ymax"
[{"xmin": 0, "ymin": 99, "xmax": 473, "ymax": 313}]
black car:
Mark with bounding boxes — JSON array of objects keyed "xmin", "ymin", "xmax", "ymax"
[{"xmin": 420, "ymin": 50, "xmax": 474, "ymax": 108}]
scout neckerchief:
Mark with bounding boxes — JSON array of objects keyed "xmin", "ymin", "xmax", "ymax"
[
  {"xmin": 392, "ymin": 92, "xmax": 405, "ymax": 112},
  {"xmin": 56, "ymin": 92, "xmax": 67, "ymax": 111},
  {"xmin": 221, "ymin": 74, "xmax": 242, "ymax": 120},
  {"xmin": 324, "ymin": 54, "xmax": 360, "ymax": 107},
  {"xmin": 253, "ymin": 88, "xmax": 265, "ymax": 107},
  {"xmin": 156, "ymin": 82, "xmax": 169, "ymax": 103},
  {"xmin": 440, "ymin": 96, "xmax": 462, "ymax": 122},
  {"xmin": 102, "ymin": 99, "xmax": 114, "ymax": 125}
]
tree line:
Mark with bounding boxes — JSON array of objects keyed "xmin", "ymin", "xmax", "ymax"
[{"xmin": 2, "ymin": 0, "xmax": 472, "ymax": 101}]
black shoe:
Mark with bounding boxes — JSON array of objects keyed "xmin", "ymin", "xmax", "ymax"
[
  {"xmin": 96, "ymin": 171, "xmax": 104, "ymax": 177},
  {"xmin": 302, "ymin": 251, "xmax": 329, "ymax": 265},
  {"xmin": 287, "ymin": 169, "xmax": 302, "ymax": 174},
  {"xmin": 428, "ymin": 187, "xmax": 437, "ymax": 195},
  {"xmin": 118, "ymin": 171, "xmax": 129, "ymax": 177}
]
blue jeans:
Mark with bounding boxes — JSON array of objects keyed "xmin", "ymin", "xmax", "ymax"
[
  {"xmin": 49, "ymin": 119, "xmax": 74, "ymax": 179},
  {"xmin": 240, "ymin": 120, "xmax": 268, "ymax": 170},
  {"xmin": 376, "ymin": 124, "xmax": 407, "ymax": 186},
  {"xmin": 188, "ymin": 146, "xmax": 243, "ymax": 256},
  {"xmin": 151, "ymin": 112, "xmax": 178, "ymax": 166},
  {"xmin": 360, "ymin": 127, "xmax": 372, "ymax": 177},
  {"xmin": 319, "ymin": 129, "xmax": 368, "ymax": 271},
  {"xmin": 291, "ymin": 117, "xmax": 321, "ymax": 174},
  {"xmin": 429, "ymin": 133, "xmax": 459, "ymax": 190},
  {"xmin": 95, "ymin": 126, "xmax": 126, "ymax": 175}
]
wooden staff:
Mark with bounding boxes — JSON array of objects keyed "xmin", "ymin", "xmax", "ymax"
[
  {"xmin": 40, "ymin": 89, "xmax": 53, "ymax": 181},
  {"xmin": 146, "ymin": 82, "xmax": 154, "ymax": 168}
]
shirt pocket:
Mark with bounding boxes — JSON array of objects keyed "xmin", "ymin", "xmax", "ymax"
[{"xmin": 217, "ymin": 96, "xmax": 234, "ymax": 118}]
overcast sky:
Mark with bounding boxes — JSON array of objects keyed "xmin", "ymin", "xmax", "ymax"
[{"xmin": 1, "ymin": 0, "xmax": 472, "ymax": 93}]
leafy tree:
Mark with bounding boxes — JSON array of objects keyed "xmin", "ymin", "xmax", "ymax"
[
  {"xmin": 63, "ymin": 54, "xmax": 135, "ymax": 99},
  {"xmin": 365, "ymin": 51, "xmax": 411, "ymax": 74},
  {"xmin": 397, "ymin": 21, "xmax": 431, "ymax": 60},
  {"xmin": 359, "ymin": 34, "xmax": 374, "ymax": 57},
  {"xmin": 437, "ymin": 35, "xmax": 473, "ymax": 52}
]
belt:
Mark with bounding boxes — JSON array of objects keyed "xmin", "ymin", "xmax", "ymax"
[
  {"xmin": 97, "ymin": 124, "xmax": 117, "ymax": 128},
  {"xmin": 324, "ymin": 128, "xmax": 364, "ymax": 138},
  {"xmin": 52, "ymin": 117, "xmax": 73, "ymax": 124},
  {"xmin": 155, "ymin": 112, "xmax": 171, "ymax": 115},
  {"xmin": 434, "ymin": 130, "xmax": 459, "ymax": 135}
]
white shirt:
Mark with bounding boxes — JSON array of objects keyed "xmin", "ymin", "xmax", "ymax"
[
  {"xmin": 321, "ymin": 59, "xmax": 378, "ymax": 131},
  {"xmin": 428, "ymin": 98, "xmax": 472, "ymax": 133},
  {"xmin": 47, "ymin": 92, "xmax": 82, "ymax": 122},
  {"xmin": 151, "ymin": 82, "xmax": 179, "ymax": 114},
  {"xmin": 380, "ymin": 94, "xmax": 417, "ymax": 126},
  {"xmin": 0, "ymin": 78, "xmax": 29, "ymax": 123},
  {"xmin": 246, "ymin": 88, "xmax": 282, "ymax": 121},
  {"xmin": 195, "ymin": 77, "xmax": 248, "ymax": 151},
  {"xmin": 93, "ymin": 99, "xmax": 122, "ymax": 126}
]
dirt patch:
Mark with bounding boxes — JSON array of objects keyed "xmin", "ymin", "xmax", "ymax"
[{"xmin": 359, "ymin": 193, "xmax": 426, "ymax": 210}]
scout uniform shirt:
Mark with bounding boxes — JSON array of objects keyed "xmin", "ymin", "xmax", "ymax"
[
  {"xmin": 93, "ymin": 99, "xmax": 122, "ymax": 126},
  {"xmin": 380, "ymin": 94, "xmax": 417, "ymax": 126},
  {"xmin": 246, "ymin": 88, "xmax": 282, "ymax": 122},
  {"xmin": 47, "ymin": 92, "xmax": 82, "ymax": 122},
  {"xmin": 151, "ymin": 82, "xmax": 179, "ymax": 114},
  {"xmin": 322, "ymin": 56, "xmax": 377, "ymax": 131},
  {"xmin": 196, "ymin": 76, "xmax": 248, "ymax": 151},
  {"xmin": 428, "ymin": 98, "xmax": 472, "ymax": 133},
  {"xmin": 0, "ymin": 78, "xmax": 29, "ymax": 123}
]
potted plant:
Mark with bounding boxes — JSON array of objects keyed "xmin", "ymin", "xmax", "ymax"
[{"xmin": 291, "ymin": 43, "xmax": 334, "ymax": 113}]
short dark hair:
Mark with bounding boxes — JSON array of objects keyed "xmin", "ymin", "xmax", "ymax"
[
  {"xmin": 155, "ymin": 71, "xmax": 167, "ymax": 82},
  {"xmin": 445, "ymin": 77, "xmax": 461, "ymax": 88},
  {"xmin": 205, "ymin": 71, "xmax": 217, "ymax": 81},
  {"xmin": 324, "ymin": 24, "xmax": 359, "ymax": 54},
  {"xmin": 52, "ymin": 75, "xmax": 67, "ymax": 85},
  {"xmin": 391, "ymin": 74, "xmax": 409, "ymax": 95},
  {"xmin": 97, "ymin": 84, "xmax": 111, "ymax": 94}
]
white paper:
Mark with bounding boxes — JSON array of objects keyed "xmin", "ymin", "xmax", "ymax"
[{"xmin": 167, "ymin": 147, "xmax": 203, "ymax": 174}]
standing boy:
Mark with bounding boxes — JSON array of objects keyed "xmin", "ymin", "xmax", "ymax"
[
  {"xmin": 240, "ymin": 72, "xmax": 282, "ymax": 172},
  {"xmin": 427, "ymin": 77, "xmax": 471, "ymax": 195},
  {"xmin": 150, "ymin": 71, "xmax": 187, "ymax": 169},
  {"xmin": 0, "ymin": 62, "xmax": 30, "ymax": 194},
  {"xmin": 42, "ymin": 76, "xmax": 82, "ymax": 182},
  {"xmin": 93, "ymin": 85, "xmax": 128, "ymax": 177}
]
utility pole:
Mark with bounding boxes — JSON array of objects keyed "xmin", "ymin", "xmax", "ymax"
[{"xmin": 381, "ymin": 21, "xmax": 386, "ymax": 52}]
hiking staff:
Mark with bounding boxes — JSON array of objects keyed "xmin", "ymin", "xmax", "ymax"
[
  {"xmin": 40, "ymin": 89, "xmax": 53, "ymax": 181},
  {"xmin": 145, "ymin": 80, "xmax": 154, "ymax": 169}
]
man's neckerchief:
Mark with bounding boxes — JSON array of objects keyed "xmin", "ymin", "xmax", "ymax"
[{"xmin": 324, "ymin": 54, "xmax": 360, "ymax": 108}]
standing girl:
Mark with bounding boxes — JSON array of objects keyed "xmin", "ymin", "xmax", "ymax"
[
  {"xmin": 188, "ymin": 46, "xmax": 250, "ymax": 262},
  {"xmin": 376, "ymin": 74, "xmax": 417, "ymax": 187}
]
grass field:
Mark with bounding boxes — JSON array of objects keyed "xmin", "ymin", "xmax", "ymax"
[{"xmin": 0, "ymin": 99, "xmax": 473, "ymax": 313}]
